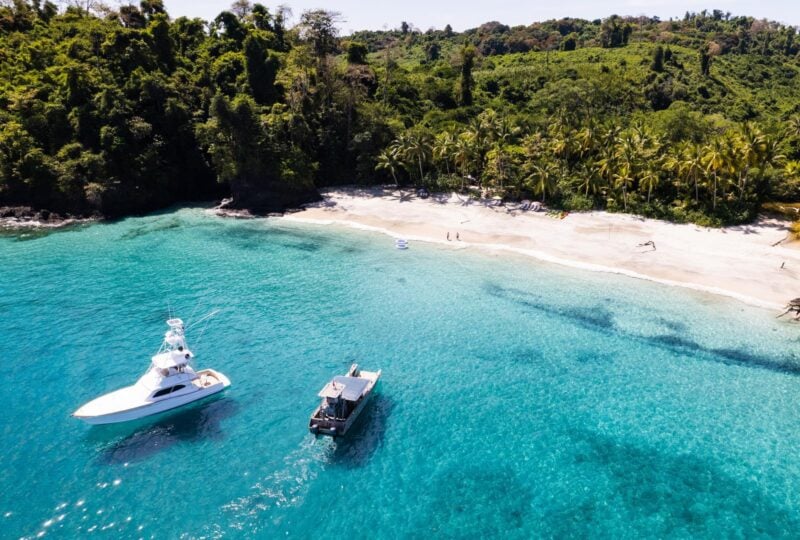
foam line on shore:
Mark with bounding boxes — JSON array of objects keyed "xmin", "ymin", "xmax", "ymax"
[{"xmin": 283, "ymin": 214, "xmax": 785, "ymax": 311}]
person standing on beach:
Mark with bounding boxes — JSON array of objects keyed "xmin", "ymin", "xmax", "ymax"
[
  {"xmin": 456, "ymin": 232, "xmax": 460, "ymax": 241},
  {"xmin": 447, "ymin": 232, "xmax": 451, "ymax": 241}
]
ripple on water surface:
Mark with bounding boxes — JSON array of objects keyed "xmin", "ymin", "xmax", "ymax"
[{"xmin": 1, "ymin": 208, "xmax": 800, "ymax": 538}]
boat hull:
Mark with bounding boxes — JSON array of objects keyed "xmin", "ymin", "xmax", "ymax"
[{"xmin": 74, "ymin": 369, "xmax": 230, "ymax": 425}]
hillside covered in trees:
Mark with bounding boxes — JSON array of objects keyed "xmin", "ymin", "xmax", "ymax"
[{"xmin": 1, "ymin": 3, "xmax": 800, "ymax": 224}]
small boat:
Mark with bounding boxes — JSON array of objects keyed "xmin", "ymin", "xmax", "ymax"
[
  {"xmin": 395, "ymin": 238, "xmax": 409, "ymax": 250},
  {"xmin": 309, "ymin": 364, "xmax": 381, "ymax": 438},
  {"xmin": 73, "ymin": 318, "xmax": 230, "ymax": 425}
]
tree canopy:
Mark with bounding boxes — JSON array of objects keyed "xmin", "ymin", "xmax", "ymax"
[{"xmin": 1, "ymin": 3, "xmax": 800, "ymax": 224}]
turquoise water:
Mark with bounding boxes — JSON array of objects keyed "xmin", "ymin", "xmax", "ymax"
[{"xmin": 2, "ymin": 208, "xmax": 800, "ymax": 539}]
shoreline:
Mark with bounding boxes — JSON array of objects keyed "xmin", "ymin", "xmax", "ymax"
[
  {"xmin": 0, "ymin": 216, "xmax": 95, "ymax": 230},
  {"xmin": 284, "ymin": 187, "xmax": 800, "ymax": 311}
]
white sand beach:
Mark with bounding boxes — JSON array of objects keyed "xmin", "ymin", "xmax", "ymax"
[{"xmin": 284, "ymin": 187, "xmax": 800, "ymax": 310}]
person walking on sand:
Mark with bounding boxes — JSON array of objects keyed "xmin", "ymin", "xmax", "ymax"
[{"xmin": 638, "ymin": 240, "xmax": 656, "ymax": 251}]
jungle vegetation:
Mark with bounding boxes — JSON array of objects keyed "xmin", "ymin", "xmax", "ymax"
[{"xmin": 1, "ymin": 2, "xmax": 800, "ymax": 224}]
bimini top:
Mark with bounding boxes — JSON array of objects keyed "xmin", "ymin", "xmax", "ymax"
[{"xmin": 318, "ymin": 376, "xmax": 370, "ymax": 401}]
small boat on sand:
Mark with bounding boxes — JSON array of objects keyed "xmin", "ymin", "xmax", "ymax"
[
  {"xmin": 309, "ymin": 364, "xmax": 381, "ymax": 438},
  {"xmin": 73, "ymin": 318, "xmax": 230, "ymax": 425}
]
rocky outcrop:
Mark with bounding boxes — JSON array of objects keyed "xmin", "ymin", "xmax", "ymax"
[
  {"xmin": 225, "ymin": 177, "xmax": 322, "ymax": 215},
  {"xmin": 0, "ymin": 206, "xmax": 95, "ymax": 228}
]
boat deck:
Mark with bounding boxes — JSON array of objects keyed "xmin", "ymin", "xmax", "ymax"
[
  {"xmin": 194, "ymin": 369, "xmax": 225, "ymax": 389},
  {"xmin": 309, "ymin": 367, "xmax": 381, "ymax": 437}
]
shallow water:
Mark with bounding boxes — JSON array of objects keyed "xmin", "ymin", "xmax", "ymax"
[{"xmin": 2, "ymin": 208, "xmax": 800, "ymax": 538}]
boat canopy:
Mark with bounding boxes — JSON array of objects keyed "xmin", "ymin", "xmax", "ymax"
[{"xmin": 319, "ymin": 376, "xmax": 370, "ymax": 401}]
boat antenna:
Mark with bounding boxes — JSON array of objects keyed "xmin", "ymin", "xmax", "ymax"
[
  {"xmin": 186, "ymin": 309, "xmax": 220, "ymax": 331},
  {"xmin": 188, "ymin": 309, "xmax": 220, "ymax": 348},
  {"xmin": 186, "ymin": 303, "xmax": 200, "ymax": 326}
]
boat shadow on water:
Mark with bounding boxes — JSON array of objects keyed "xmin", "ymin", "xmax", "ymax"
[
  {"xmin": 87, "ymin": 396, "xmax": 239, "ymax": 465},
  {"xmin": 324, "ymin": 393, "xmax": 394, "ymax": 469}
]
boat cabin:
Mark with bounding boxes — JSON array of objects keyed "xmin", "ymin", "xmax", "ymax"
[
  {"xmin": 318, "ymin": 376, "xmax": 370, "ymax": 419},
  {"xmin": 150, "ymin": 349, "xmax": 194, "ymax": 377},
  {"xmin": 139, "ymin": 318, "xmax": 201, "ymax": 398}
]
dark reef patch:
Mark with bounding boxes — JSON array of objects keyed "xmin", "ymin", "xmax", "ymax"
[
  {"xmin": 575, "ymin": 349, "xmax": 616, "ymax": 364},
  {"xmin": 208, "ymin": 224, "xmax": 327, "ymax": 253},
  {"xmin": 119, "ymin": 217, "xmax": 182, "ymax": 240},
  {"xmin": 484, "ymin": 280, "xmax": 800, "ymax": 376},
  {"xmin": 410, "ymin": 462, "xmax": 531, "ymax": 538},
  {"xmin": 483, "ymin": 282, "xmax": 616, "ymax": 333},
  {"xmin": 539, "ymin": 426, "xmax": 800, "ymax": 537}
]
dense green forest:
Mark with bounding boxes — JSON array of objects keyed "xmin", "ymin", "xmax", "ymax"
[{"xmin": 1, "ymin": 2, "xmax": 800, "ymax": 224}]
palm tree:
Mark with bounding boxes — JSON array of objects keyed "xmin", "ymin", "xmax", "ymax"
[
  {"xmin": 477, "ymin": 109, "xmax": 500, "ymax": 137},
  {"xmin": 663, "ymin": 150, "xmax": 685, "ymax": 202},
  {"xmin": 486, "ymin": 145, "xmax": 508, "ymax": 191},
  {"xmin": 703, "ymin": 138, "xmax": 726, "ymax": 210},
  {"xmin": 375, "ymin": 149, "xmax": 402, "ymax": 187},
  {"xmin": 579, "ymin": 165, "xmax": 604, "ymax": 198},
  {"xmin": 406, "ymin": 134, "xmax": 431, "ymax": 183},
  {"xmin": 682, "ymin": 143, "xmax": 705, "ymax": 204},
  {"xmin": 639, "ymin": 168, "xmax": 660, "ymax": 204},
  {"xmin": 575, "ymin": 125, "xmax": 597, "ymax": 160},
  {"xmin": 465, "ymin": 122, "xmax": 490, "ymax": 185},
  {"xmin": 527, "ymin": 162, "xmax": 557, "ymax": 203},
  {"xmin": 753, "ymin": 135, "xmax": 785, "ymax": 196},
  {"xmin": 612, "ymin": 131, "xmax": 639, "ymax": 210},
  {"xmin": 737, "ymin": 123, "xmax": 766, "ymax": 200},
  {"xmin": 549, "ymin": 125, "xmax": 571, "ymax": 162},
  {"xmin": 390, "ymin": 132, "xmax": 431, "ymax": 184},
  {"xmin": 721, "ymin": 133, "xmax": 742, "ymax": 202},
  {"xmin": 613, "ymin": 164, "xmax": 635, "ymax": 211},
  {"xmin": 602, "ymin": 125, "xmax": 622, "ymax": 152},
  {"xmin": 786, "ymin": 115, "xmax": 800, "ymax": 140},
  {"xmin": 493, "ymin": 117, "xmax": 519, "ymax": 147},
  {"xmin": 595, "ymin": 145, "xmax": 617, "ymax": 194},
  {"xmin": 758, "ymin": 135, "xmax": 785, "ymax": 172},
  {"xmin": 454, "ymin": 132, "xmax": 477, "ymax": 191},
  {"xmin": 433, "ymin": 131, "xmax": 456, "ymax": 175}
]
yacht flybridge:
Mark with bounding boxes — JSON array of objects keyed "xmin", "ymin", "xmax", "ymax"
[{"xmin": 73, "ymin": 318, "xmax": 230, "ymax": 425}]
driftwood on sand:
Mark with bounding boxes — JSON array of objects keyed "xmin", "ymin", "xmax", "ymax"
[{"xmin": 777, "ymin": 298, "xmax": 800, "ymax": 319}]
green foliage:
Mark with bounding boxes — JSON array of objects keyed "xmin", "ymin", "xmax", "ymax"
[
  {"xmin": 345, "ymin": 40, "xmax": 368, "ymax": 64},
  {"xmin": 600, "ymin": 15, "xmax": 632, "ymax": 48},
  {"xmin": 700, "ymin": 46, "xmax": 711, "ymax": 77},
  {"xmin": 459, "ymin": 44, "xmax": 476, "ymax": 106},
  {"xmin": 651, "ymin": 45, "xmax": 664, "ymax": 72},
  {"xmin": 244, "ymin": 31, "xmax": 279, "ymax": 104},
  {"xmin": 1, "ymin": 4, "xmax": 799, "ymax": 225},
  {"xmin": 299, "ymin": 9, "xmax": 339, "ymax": 60}
]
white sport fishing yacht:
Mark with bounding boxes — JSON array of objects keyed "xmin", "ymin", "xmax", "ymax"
[{"xmin": 73, "ymin": 318, "xmax": 230, "ymax": 425}]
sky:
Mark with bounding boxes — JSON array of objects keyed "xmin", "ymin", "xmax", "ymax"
[{"xmin": 162, "ymin": 0, "xmax": 800, "ymax": 32}]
